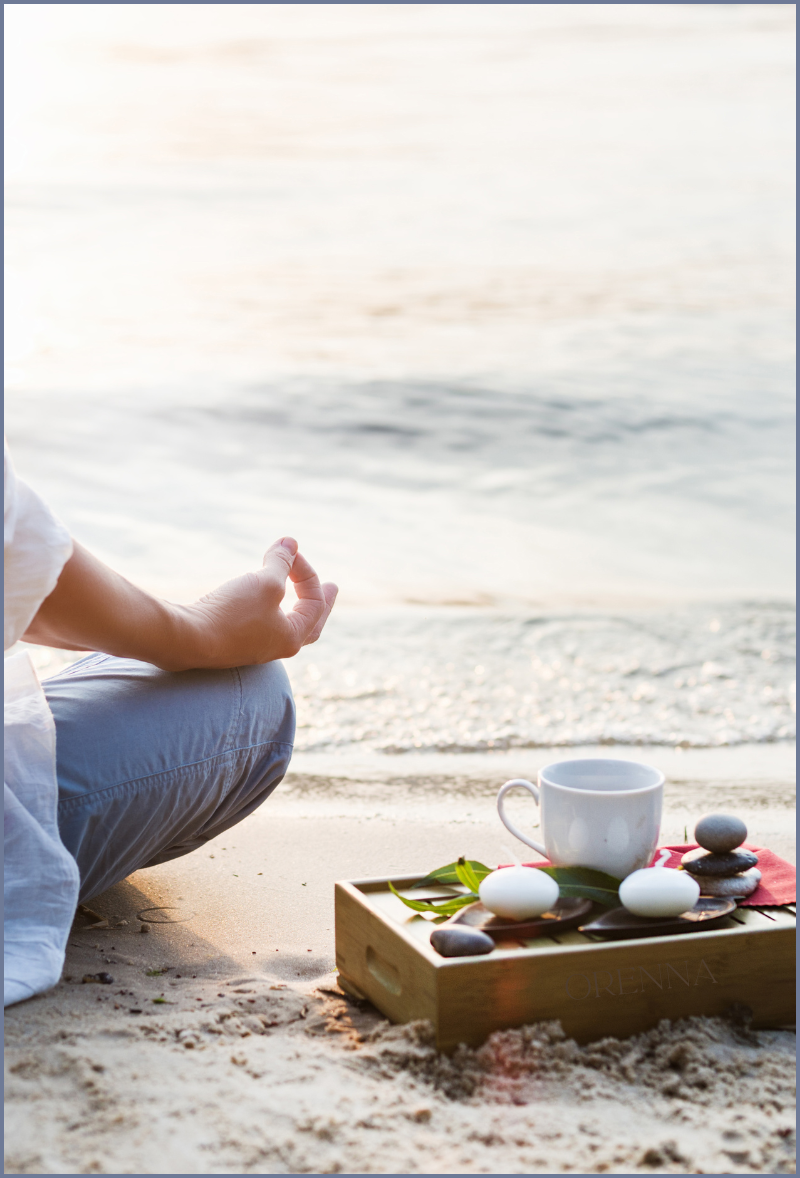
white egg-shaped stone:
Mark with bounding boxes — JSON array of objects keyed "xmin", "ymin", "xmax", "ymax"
[
  {"xmin": 619, "ymin": 866, "xmax": 700, "ymax": 918},
  {"xmin": 478, "ymin": 866, "xmax": 560, "ymax": 921}
]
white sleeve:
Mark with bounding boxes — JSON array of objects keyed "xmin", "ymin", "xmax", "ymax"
[{"xmin": 3, "ymin": 441, "xmax": 73, "ymax": 650}]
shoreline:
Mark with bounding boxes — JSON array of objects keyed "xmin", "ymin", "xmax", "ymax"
[{"xmin": 287, "ymin": 741, "xmax": 797, "ymax": 786}]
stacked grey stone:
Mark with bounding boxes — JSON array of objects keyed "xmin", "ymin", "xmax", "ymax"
[{"xmin": 681, "ymin": 814, "xmax": 761, "ymax": 897}]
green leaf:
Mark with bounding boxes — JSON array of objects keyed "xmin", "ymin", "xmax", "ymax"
[
  {"xmin": 536, "ymin": 865, "xmax": 621, "ymax": 907},
  {"xmin": 421, "ymin": 896, "xmax": 479, "ymax": 916},
  {"xmin": 410, "ymin": 860, "xmax": 493, "ymax": 890},
  {"xmin": 388, "ymin": 880, "xmax": 478, "ymax": 916},
  {"xmin": 454, "ymin": 857, "xmax": 482, "ymax": 893}
]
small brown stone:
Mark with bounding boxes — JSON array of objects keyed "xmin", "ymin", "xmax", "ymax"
[{"xmin": 430, "ymin": 926, "xmax": 494, "ymax": 957}]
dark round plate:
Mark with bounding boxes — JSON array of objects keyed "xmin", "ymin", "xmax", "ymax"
[
  {"xmin": 451, "ymin": 897, "xmax": 594, "ymax": 941},
  {"xmin": 579, "ymin": 896, "xmax": 737, "ymax": 940}
]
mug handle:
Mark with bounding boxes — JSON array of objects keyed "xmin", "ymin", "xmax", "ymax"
[{"xmin": 497, "ymin": 779, "xmax": 547, "ymax": 856}]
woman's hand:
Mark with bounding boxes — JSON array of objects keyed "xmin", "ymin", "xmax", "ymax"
[
  {"xmin": 181, "ymin": 537, "xmax": 338, "ymax": 667},
  {"xmin": 23, "ymin": 537, "xmax": 337, "ymax": 672}
]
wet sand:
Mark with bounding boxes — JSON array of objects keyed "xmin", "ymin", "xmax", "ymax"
[{"xmin": 5, "ymin": 745, "xmax": 795, "ymax": 1174}]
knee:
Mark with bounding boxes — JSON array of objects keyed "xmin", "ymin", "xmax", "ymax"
[{"xmin": 236, "ymin": 660, "xmax": 296, "ymax": 750}]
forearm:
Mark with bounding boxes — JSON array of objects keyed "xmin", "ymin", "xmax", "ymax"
[
  {"xmin": 23, "ymin": 542, "xmax": 202, "ymax": 672},
  {"xmin": 24, "ymin": 535, "xmax": 336, "ymax": 672}
]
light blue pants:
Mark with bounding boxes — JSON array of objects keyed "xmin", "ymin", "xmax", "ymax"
[{"xmin": 43, "ymin": 654, "xmax": 296, "ymax": 902}]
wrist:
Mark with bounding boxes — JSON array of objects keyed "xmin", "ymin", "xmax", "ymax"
[{"xmin": 156, "ymin": 602, "xmax": 216, "ymax": 672}]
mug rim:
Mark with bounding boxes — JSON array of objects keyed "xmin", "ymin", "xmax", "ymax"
[{"xmin": 538, "ymin": 757, "xmax": 665, "ymax": 796}]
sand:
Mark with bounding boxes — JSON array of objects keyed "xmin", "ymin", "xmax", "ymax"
[{"xmin": 4, "ymin": 746, "xmax": 796, "ymax": 1174}]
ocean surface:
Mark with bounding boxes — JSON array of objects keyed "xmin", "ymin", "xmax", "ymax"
[{"xmin": 5, "ymin": 4, "xmax": 795, "ymax": 751}]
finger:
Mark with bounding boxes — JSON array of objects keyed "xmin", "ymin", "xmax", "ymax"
[
  {"xmin": 284, "ymin": 555, "xmax": 334, "ymax": 648},
  {"xmin": 301, "ymin": 582, "xmax": 338, "ymax": 646},
  {"xmin": 284, "ymin": 592, "xmax": 326, "ymax": 647},
  {"xmin": 287, "ymin": 550, "xmax": 325, "ymax": 602},
  {"xmin": 260, "ymin": 537, "xmax": 298, "ymax": 585}
]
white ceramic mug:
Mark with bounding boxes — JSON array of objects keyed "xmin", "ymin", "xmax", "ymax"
[{"xmin": 497, "ymin": 758, "xmax": 664, "ymax": 880}]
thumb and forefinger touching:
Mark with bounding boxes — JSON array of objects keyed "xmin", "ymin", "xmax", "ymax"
[
  {"xmin": 299, "ymin": 579, "xmax": 338, "ymax": 646},
  {"xmin": 262, "ymin": 537, "xmax": 338, "ymax": 647}
]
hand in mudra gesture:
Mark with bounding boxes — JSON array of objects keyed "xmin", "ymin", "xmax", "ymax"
[{"xmin": 190, "ymin": 537, "xmax": 338, "ymax": 666}]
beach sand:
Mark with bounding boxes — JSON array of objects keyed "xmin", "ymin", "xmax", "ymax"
[{"xmin": 5, "ymin": 746, "xmax": 795, "ymax": 1174}]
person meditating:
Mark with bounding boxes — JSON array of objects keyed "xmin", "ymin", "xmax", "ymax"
[{"xmin": 3, "ymin": 440, "xmax": 337, "ymax": 1006}]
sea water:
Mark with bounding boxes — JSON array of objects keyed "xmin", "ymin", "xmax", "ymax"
[{"xmin": 4, "ymin": 4, "xmax": 795, "ymax": 752}]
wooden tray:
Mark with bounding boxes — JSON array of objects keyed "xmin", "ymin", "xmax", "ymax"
[{"xmin": 334, "ymin": 874, "xmax": 795, "ymax": 1052}]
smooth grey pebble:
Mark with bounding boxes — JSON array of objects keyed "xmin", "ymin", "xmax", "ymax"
[
  {"xmin": 681, "ymin": 847, "xmax": 758, "ymax": 876},
  {"xmin": 689, "ymin": 868, "xmax": 761, "ymax": 898},
  {"xmin": 430, "ymin": 926, "xmax": 494, "ymax": 957},
  {"xmin": 694, "ymin": 813, "xmax": 747, "ymax": 854}
]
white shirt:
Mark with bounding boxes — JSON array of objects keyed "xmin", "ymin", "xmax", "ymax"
[{"xmin": 4, "ymin": 441, "xmax": 79, "ymax": 1007}]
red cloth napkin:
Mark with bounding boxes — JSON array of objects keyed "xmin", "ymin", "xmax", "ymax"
[{"xmin": 520, "ymin": 844, "xmax": 796, "ymax": 908}]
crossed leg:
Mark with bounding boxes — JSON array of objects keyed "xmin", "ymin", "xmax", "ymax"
[{"xmin": 44, "ymin": 654, "xmax": 296, "ymax": 902}]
